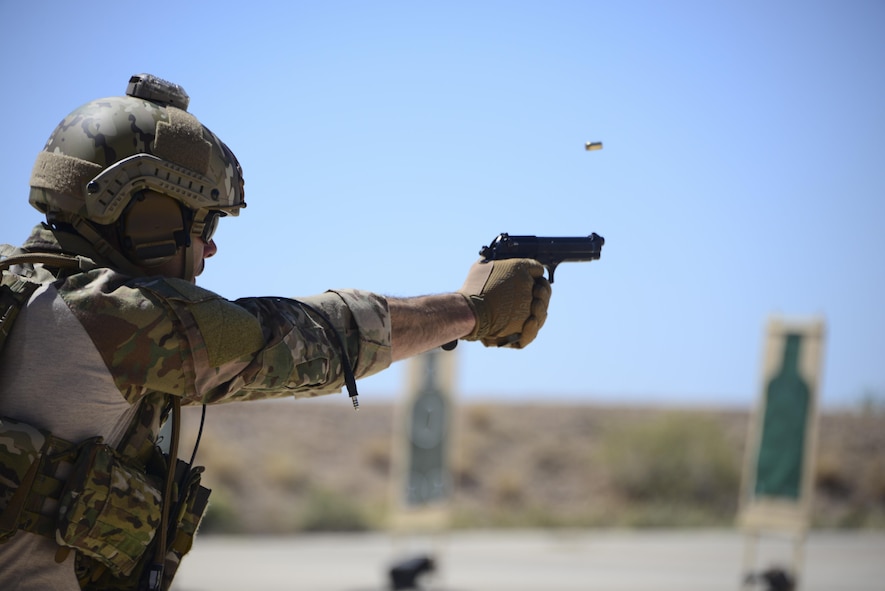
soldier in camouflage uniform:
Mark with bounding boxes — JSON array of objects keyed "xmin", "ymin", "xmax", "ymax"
[{"xmin": 0, "ymin": 74, "xmax": 551, "ymax": 591}]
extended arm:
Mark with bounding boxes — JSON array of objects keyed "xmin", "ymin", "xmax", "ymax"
[
  {"xmin": 389, "ymin": 257, "xmax": 553, "ymax": 361},
  {"xmin": 388, "ymin": 293, "xmax": 475, "ymax": 361}
]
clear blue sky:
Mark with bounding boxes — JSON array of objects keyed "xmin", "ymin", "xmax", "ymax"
[{"xmin": 1, "ymin": 1, "xmax": 882, "ymax": 409}]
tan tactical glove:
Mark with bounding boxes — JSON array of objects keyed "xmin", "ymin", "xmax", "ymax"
[{"xmin": 459, "ymin": 258, "xmax": 552, "ymax": 348}]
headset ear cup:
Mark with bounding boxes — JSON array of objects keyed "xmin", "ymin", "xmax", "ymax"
[{"xmin": 121, "ymin": 192, "xmax": 187, "ymax": 264}]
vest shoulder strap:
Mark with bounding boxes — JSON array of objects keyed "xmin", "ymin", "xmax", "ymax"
[
  {"xmin": 0, "ymin": 247, "xmax": 82, "ymax": 354},
  {"xmin": 0, "ymin": 274, "xmax": 39, "ymax": 356}
]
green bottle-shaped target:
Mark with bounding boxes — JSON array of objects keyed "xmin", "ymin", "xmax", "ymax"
[{"xmin": 754, "ymin": 334, "xmax": 810, "ymax": 499}]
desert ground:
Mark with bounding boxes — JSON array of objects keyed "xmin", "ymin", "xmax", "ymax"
[{"xmin": 179, "ymin": 398, "xmax": 884, "ymax": 535}]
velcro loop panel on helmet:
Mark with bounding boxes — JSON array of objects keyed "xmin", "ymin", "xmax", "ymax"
[
  {"xmin": 153, "ymin": 108, "xmax": 211, "ymax": 176},
  {"xmin": 29, "ymin": 152, "xmax": 102, "ymax": 201}
]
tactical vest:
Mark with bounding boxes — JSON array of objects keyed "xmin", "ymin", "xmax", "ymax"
[{"xmin": 0, "ymin": 246, "xmax": 210, "ymax": 591}]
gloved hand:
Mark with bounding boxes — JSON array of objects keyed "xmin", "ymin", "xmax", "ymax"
[{"xmin": 458, "ymin": 258, "xmax": 552, "ymax": 348}]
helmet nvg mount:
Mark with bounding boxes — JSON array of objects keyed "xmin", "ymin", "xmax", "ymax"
[{"xmin": 28, "ymin": 74, "xmax": 246, "ymax": 275}]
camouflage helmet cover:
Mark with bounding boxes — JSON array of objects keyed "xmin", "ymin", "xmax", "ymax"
[{"xmin": 29, "ymin": 74, "xmax": 246, "ymax": 225}]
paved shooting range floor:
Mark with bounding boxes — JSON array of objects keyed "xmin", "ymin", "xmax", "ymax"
[{"xmin": 172, "ymin": 529, "xmax": 884, "ymax": 591}]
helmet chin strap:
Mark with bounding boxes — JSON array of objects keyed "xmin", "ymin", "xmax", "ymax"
[
  {"xmin": 182, "ymin": 243, "xmax": 195, "ymax": 282},
  {"xmin": 70, "ymin": 216, "xmax": 146, "ymax": 277},
  {"xmin": 138, "ymin": 244, "xmax": 194, "ymax": 281},
  {"xmin": 69, "ymin": 214, "xmax": 197, "ymax": 282}
]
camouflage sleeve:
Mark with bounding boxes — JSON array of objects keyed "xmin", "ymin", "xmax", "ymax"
[{"xmin": 60, "ymin": 270, "xmax": 392, "ymax": 405}]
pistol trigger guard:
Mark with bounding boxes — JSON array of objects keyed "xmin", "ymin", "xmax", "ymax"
[{"xmin": 545, "ymin": 263, "xmax": 558, "ymax": 284}]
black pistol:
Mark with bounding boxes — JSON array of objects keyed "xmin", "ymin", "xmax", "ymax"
[
  {"xmin": 478, "ymin": 232, "xmax": 605, "ymax": 283},
  {"xmin": 443, "ymin": 232, "xmax": 605, "ymax": 350}
]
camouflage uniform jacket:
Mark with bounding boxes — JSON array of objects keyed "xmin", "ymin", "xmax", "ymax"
[{"xmin": 0, "ymin": 223, "xmax": 392, "ymax": 590}]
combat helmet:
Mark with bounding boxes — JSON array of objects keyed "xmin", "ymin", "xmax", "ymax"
[{"xmin": 28, "ymin": 74, "xmax": 246, "ymax": 278}]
